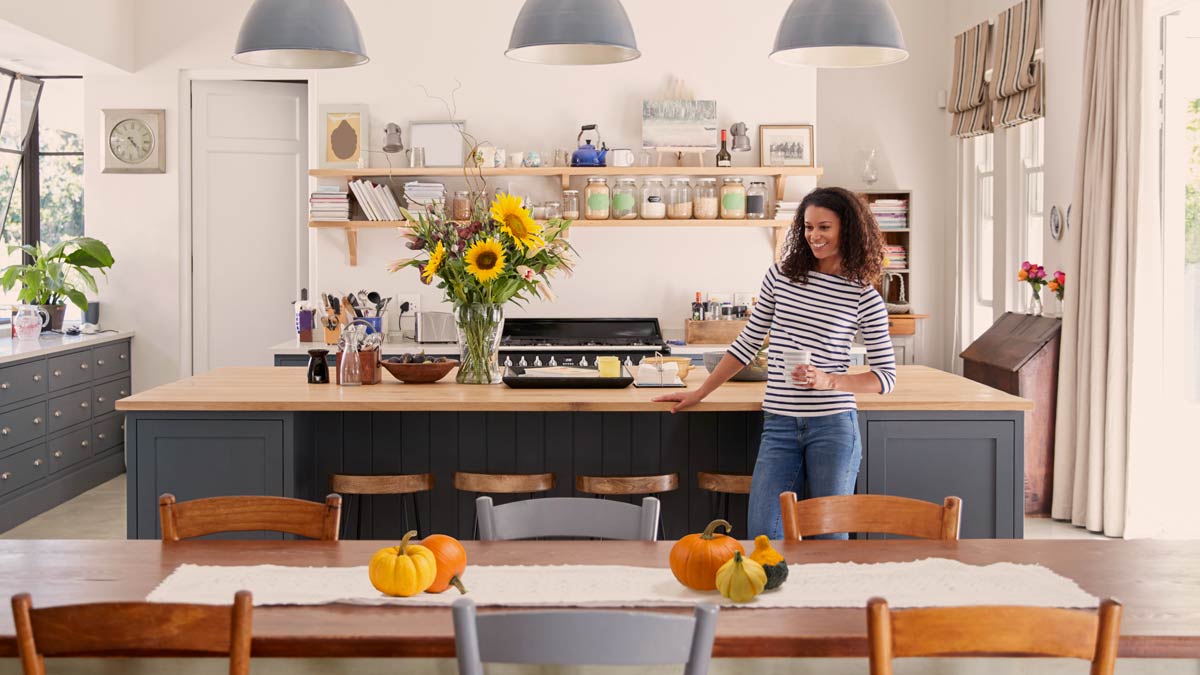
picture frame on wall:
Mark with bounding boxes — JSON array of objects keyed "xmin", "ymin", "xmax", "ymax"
[
  {"xmin": 409, "ymin": 120, "xmax": 467, "ymax": 167},
  {"xmin": 320, "ymin": 104, "xmax": 368, "ymax": 169},
  {"xmin": 759, "ymin": 124, "xmax": 815, "ymax": 168}
]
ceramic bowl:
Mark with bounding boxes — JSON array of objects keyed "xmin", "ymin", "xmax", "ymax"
[
  {"xmin": 702, "ymin": 351, "xmax": 768, "ymax": 381},
  {"xmin": 380, "ymin": 359, "xmax": 457, "ymax": 384}
]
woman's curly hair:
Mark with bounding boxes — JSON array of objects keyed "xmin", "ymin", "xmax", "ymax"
[{"xmin": 779, "ymin": 186, "xmax": 883, "ymax": 287}]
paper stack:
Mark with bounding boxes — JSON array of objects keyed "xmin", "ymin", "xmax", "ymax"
[
  {"xmin": 635, "ymin": 361, "xmax": 680, "ymax": 387},
  {"xmin": 309, "ymin": 186, "xmax": 349, "ymax": 222},
  {"xmin": 347, "ymin": 179, "xmax": 403, "ymax": 221},
  {"xmin": 883, "ymin": 244, "xmax": 908, "ymax": 269},
  {"xmin": 871, "ymin": 198, "xmax": 909, "ymax": 229}
]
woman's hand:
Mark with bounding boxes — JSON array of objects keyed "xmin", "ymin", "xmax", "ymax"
[
  {"xmin": 794, "ymin": 364, "xmax": 839, "ymax": 390},
  {"xmin": 652, "ymin": 389, "xmax": 708, "ymax": 413}
]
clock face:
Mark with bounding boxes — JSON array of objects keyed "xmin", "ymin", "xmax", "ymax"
[{"xmin": 108, "ymin": 118, "xmax": 155, "ymax": 164}]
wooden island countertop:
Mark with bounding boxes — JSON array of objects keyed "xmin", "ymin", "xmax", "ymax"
[{"xmin": 116, "ymin": 365, "xmax": 1032, "ymax": 413}]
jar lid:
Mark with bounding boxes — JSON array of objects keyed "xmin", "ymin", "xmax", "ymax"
[
  {"xmin": 749, "ymin": 181, "xmax": 766, "ymax": 186},
  {"xmin": 617, "ymin": 177, "xmax": 637, "ymax": 184},
  {"xmin": 544, "ymin": 201, "xmax": 560, "ymax": 207},
  {"xmin": 644, "ymin": 177, "xmax": 664, "ymax": 183},
  {"xmin": 696, "ymin": 177, "xmax": 717, "ymax": 184},
  {"xmin": 562, "ymin": 189, "xmax": 580, "ymax": 195},
  {"xmin": 723, "ymin": 177, "xmax": 744, "ymax": 183},
  {"xmin": 587, "ymin": 177, "xmax": 608, "ymax": 183},
  {"xmin": 670, "ymin": 177, "xmax": 691, "ymax": 183},
  {"xmin": 454, "ymin": 190, "xmax": 470, "ymax": 197}
]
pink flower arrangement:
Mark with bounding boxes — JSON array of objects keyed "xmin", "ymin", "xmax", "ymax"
[
  {"xmin": 1047, "ymin": 270, "xmax": 1065, "ymax": 300},
  {"xmin": 1017, "ymin": 261, "xmax": 1049, "ymax": 308}
]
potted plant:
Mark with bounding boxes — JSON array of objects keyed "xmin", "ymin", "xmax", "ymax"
[{"xmin": 1, "ymin": 237, "xmax": 115, "ymax": 330}]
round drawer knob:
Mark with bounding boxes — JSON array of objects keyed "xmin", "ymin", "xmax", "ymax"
[
  {"xmin": 97, "ymin": 396, "xmax": 106, "ymax": 403},
  {"xmin": 32, "ymin": 374, "xmax": 41, "ymax": 382},
  {"xmin": 53, "ymin": 411, "xmax": 62, "ymax": 418},
  {"xmin": 53, "ymin": 451, "xmax": 63, "ymax": 458},
  {"xmin": 0, "ymin": 382, "xmax": 9, "ymax": 390},
  {"xmin": 32, "ymin": 458, "xmax": 43, "ymax": 467},
  {"xmin": 1, "ymin": 427, "xmax": 11, "ymax": 436},
  {"xmin": 1, "ymin": 472, "xmax": 10, "ymax": 480},
  {"xmin": 32, "ymin": 417, "xmax": 41, "ymax": 425},
  {"xmin": 53, "ymin": 370, "xmax": 62, "ymax": 377},
  {"xmin": 98, "ymin": 433, "xmax": 106, "ymax": 440},
  {"xmin": 120, "ymin": 390, "xmax": 128, "ymax": 396},
  {"xmin": 80, "ymin": 401, "xmax": 89, "ymax": 409},
  {"xmin": 80, "ymin": 440, "xmax": 89, "ymax": 447},
  {"xmin": 119, "ymin": 354, "xmax": 127, "ymax": 360},
  {"xmin": 80, "ymin": 363, "xmax": 88, "ymax": 370},
  {"xmin": 97, "ymin": 359, "xmax": 106, "ymax": 366}
]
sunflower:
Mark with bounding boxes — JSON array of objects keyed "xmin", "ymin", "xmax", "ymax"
[
  {"xmin": 490, "ymin": 193, "xmax": 545, "ymax": 251},
  {"xmin": 421, "ymin": 241, "xmax": 446, "ymax": 283},
  {"xmin": 464, "ymin": 238, "xmax": 506, "ymax": 283}
]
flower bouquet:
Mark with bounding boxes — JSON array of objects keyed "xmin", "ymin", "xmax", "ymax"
[
  {"xmin": 1017, "ymin": 261, "xmax": 1048, "ymax": 315},
  {"xmin": 389, "ymin": 193, "xmax": 575, "ymax": 384}
]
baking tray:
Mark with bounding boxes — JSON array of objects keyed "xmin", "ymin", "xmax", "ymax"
[{"xmin": 502, "ymin": 366, "xmax": 634, "ymax": 389}]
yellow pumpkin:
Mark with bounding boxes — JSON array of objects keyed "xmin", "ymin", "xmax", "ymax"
[
  {"xmin": 715, "ymin": 550, "xmax": 767, "ymax": 603},
  {"xmin": 368, "ymin": 530, "xmax": 438, "ymax": 597},
  {"xmin": 748, "ymin": 535, "xmax": 789, "ymax": 590}
]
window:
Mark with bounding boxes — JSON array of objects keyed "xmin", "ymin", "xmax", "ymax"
[
  {"xmin": 971, "ymin": 133, "xmax": 995, "ymax": 340},
  {"xmin": 1019, "ymin": 117, "xmax": 1046, "ymax": 311}
]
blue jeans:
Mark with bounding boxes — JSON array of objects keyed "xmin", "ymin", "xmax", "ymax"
[{"xmin": 747, "ymin": 411, "xmax": 862, "ymax": 540}]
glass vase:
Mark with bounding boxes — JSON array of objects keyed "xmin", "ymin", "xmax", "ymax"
[
  {"xmin": 1029, "ymin": 289, "xmax": 1044, "ymax": 317},
  {"xmin": 455, "ymin": 302, "xmax": 504, "ymax": 384}
]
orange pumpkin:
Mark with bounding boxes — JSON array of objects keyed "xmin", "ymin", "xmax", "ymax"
[
  {"xmin": 422, "ymin": 533, "xmax": 468, "ymax": 594},
  {"xmin": 669, "ymin": 519, "xmax": 745, "ymax": 591}
]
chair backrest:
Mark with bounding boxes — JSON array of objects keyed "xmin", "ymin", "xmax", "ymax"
[
  {"xmin": 452, "ymin": 596, "xmax": 718, "ymax": 675},
  {"xmin": 780, "ymin": 492, "xmax": 961, "ymax": 540},
  {"xmin": 330, "ymin": 473, "xmax": 434, "ymax": 495},
  {"xmin": 454, "ymin": 471, "xmax": 556, "ymax": 494},
  {"xmin": 867, "ymin": 597, "xmax": 1122, "ymax": 675},
  {"xmin": 476, "ymin": 495, "xmax": 659, "ymax": 541},
  {"xmin": 158, "ymin": 493, "xmax": 342, "ymax": 541},
  {"xmin": 12, "ymin": 591, "xmax": 253, "ymax": 675}
]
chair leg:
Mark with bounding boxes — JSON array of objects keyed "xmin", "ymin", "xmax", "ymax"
[
  {"xmin": 412, "ymin": 493, "xmax": 423, "ymax": 535},
  {"xmin": 355, "ymin": 495, "xmax": 364, "ymax": 540},
  {"xmin": 399, "ymin": 493, "xmax": 410, "ymax": 533},
  {"xmin": 340, "ymin": 495, "xmax": 353, "ymax": 540}
]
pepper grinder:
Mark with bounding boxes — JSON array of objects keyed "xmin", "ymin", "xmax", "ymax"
[{"xmin": 306, "ymin": 349, "xmax": 330, "ymax": 384}]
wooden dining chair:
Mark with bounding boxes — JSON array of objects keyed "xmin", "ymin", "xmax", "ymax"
[
  {"xmin": 453, "ymin": 596, "xmax": 718, "ymax": 675},
  {"xmin": 779, "ymin": 492, "xmax": 961, "ymax": 541},
  {"xmin": 12, "ymin": 590, "xmax": 253, "ymax": 675},
  {"xmin": 475, "ymin": 495, "xmax": 660, "ymax": 541},
  {"xmin": 867, "ymin": 597, "xmax": 1123, "ymax": 675},
  {"xmin": 158, "ymin": 493, "xmax": 342, "ymax": 541}
]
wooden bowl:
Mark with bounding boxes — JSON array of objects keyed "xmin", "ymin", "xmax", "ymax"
[
  {"xmin": 637, "ymin": 356, "xmax": 692, "ymax": 380},
  {"xmin": 380, "ymin": 359, "xmax": 457, "ymax": 384}
]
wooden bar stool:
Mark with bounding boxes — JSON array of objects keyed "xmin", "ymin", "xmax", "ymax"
[
  {"xmin": 697, "ymin": 472, "xmax": 752, "ymax": 523},
  {"xmin": 330, "ymin": 473, "xmax": 434, "ymax": 540},
  {"xmin": 454, "ymin": 472, "xmax": 557, "ymax": 539},
  {"xmin": 575, "ymin": 473, "xmax": 679, "ymax": 538}
]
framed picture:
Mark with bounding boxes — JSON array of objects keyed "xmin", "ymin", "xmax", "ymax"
[
  {"xmin": 759, "ymin": 124, "xmax": 815, "ymax": 168},
  {"xmin": 320, "ymin": 105, "xmax": 368, "ymax": 169},
  {"xmin": 641, "ymin": 100, "xmax": 718, "ymax": 150},
  {"xmin": 102, "ymin": 108, "xmax": 166, "ymax": 174},
  {"xmin": 409, "ymin": 120, "xmax": 467, "ymax": 167}
]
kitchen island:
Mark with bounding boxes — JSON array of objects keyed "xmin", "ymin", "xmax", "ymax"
[{"xmin": 117, "ymin": 365, "xmax": 1031, "ymax": 540}]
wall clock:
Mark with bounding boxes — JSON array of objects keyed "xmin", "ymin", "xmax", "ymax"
[
  {"xmin": 102, "ymin": 109, "xmax": 165, "ymax": 173},
  {"xmin": 1049, "ymin": 205, "xmax": 1063, "ymax": 241}
]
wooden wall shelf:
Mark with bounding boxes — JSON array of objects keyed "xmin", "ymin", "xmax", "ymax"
[{"xmin": 309, "ymin": 166, "xmax": 824, "ymax": 179}]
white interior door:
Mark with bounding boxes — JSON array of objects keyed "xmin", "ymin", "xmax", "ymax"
[{"xmin": 191, "ymin": 80, "xmax": 307, "ymax": 372}]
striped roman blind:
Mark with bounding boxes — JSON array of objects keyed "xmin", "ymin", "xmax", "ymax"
[
  {"xmin": 990, "ymin": 0, "xmax": 1044, "ymax": 127},
  {"xmin": 947, "ymin": 21, "xmax": 992, "ymax": 138}
]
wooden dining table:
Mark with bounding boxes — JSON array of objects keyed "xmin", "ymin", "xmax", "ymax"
[{"xmin": 0, "ymin": 538, "xmax": 1198, "ymax": 660}]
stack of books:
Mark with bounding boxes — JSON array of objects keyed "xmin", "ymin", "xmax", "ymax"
[
  {"xmin": 402, "ymin": 181, "xmax": 447, "ymax": 217},
  {"xmin": 775, "ymin": 201, "xmax": 801, "ymax": 220},
  {"xmin": 883, "ymin": 244, "xmax": 908, "ymax": 269},
  {"xmin": 347, "ymin": 179, "xmax": 403, "ymax": 221},
  {"xmin": 309, "ymin": 186, "xmax": 349, "ymax": 222},
  {"xmin": 871, "ymin": 198, "xmax": 909, "ymax": 229}
]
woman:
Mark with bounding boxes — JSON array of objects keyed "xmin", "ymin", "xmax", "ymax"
[{"xmin": 654, "ymin": 187, "xmax": 896, "ymax": 539}]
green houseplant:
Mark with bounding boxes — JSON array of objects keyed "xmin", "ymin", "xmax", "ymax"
[{"xmin": 1, "ymin": 237, "xmax": 115, "ymax": 330}]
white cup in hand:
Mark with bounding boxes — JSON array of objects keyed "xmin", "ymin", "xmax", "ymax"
[{"xmin": 782, "ymin": 348, "xmax": 812, "ymax": 387}]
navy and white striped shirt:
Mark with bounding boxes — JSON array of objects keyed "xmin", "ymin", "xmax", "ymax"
[{"xmin": 727, "ymin": 264, "xmax": 897, "ymax": 417}]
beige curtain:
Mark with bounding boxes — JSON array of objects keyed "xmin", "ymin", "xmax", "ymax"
[
  {"xmin": 991, "ymin": 0, "xmax": 1045, "ymax": 127},
  {"xmin": 948, "ymin": 21, "xmax": 993, "ymax": 138},
  {"xmin": 1052, "ymin": 0, "xmax": 1142, "ymax": 536}
]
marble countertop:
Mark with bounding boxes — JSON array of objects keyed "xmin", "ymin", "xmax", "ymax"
[{"xmin": 0, "ymin": 331, "xmax": 135, "ymax": 366}]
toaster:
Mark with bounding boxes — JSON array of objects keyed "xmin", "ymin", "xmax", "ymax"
[{"xmin": 415, "ymin": 311, "xmax": 457, "ymax": 343}]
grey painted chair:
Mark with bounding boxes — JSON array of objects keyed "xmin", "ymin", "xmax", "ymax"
[
  {"xmin": 475, "ymin": 495, "xmax": 660, "ymax": 541},
  {"xmin": 452, "ymin": 596, "xmax": 719, "ymax": 675}
]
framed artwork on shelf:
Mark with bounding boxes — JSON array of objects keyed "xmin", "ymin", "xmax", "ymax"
[
  {"xmin": 641, "ymin": 99, "xmax": 719, "ymax": 150},
  {"xmin": 320, "ymin": 105, "xmax": 368, "ymax": 169},
  {"xmin": 102, "ymin": 108, "xmax": 166, "ymax": 174},
  {"xmin": 759, "ymin": 124, "xmax": 815, "ymax": 168},
  {"xmin": 409, "ymin": 120, "xmax": 467, "ymax": 167}
]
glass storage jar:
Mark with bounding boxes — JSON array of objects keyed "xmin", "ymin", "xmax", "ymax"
[
  {"xmin": 640, "ymin": 177, "xmax": 666, "ymax": 219},
  {"xmin": 746, "ymin": 181, "xmax": 768, "ymax": 219},
  {"xmin": 667, "ymin": 178, "xmax": 692, "ymax": 219},
  {"xmin": 451, "ymin": 190, "xmax": 472, "ymax": 220},
  {"xmin": 694, "ymin": 178, "xmax": 719, "ymax": 219},
  {"xmin": 612, "ymin": 178, "xmax": 638, "ymax": 219},
  {"xmin": 585, "ymin": 178, "xmax": 610, "ymax": 220},
  {"xmin": 561, "ymin": 189, "xmax": 580, "ymax": 220},
  {"xmin": 543, "ymin": 200, "xmax": 562, "ymax": 219},
  {"xmin": 720, "ymin": 177, "xmax": 746, "ymax": 219}
]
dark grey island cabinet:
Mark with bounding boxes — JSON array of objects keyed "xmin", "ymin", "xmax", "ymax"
[
  {"xmin": 120, "ymin": 365, "xmax": 1030, "ymax": 541},
  {"xmin": 0, "ymin": 336, "xmax": 132, "ymax": 533}
]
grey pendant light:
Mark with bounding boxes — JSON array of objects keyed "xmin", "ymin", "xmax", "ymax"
[
  {"xmin": 506, "ymin": 0, "xmax": 639, "ymax": 66},
  {"xmin": 771, "ymin": 0, "xmax": 908, "ymax": 68},
  {"xmin": 234, "ymin": 0, "xmax": 368, "ymax": 69}
]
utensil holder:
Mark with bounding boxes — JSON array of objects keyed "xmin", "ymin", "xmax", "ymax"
[
  {"xmin": 336, "ymin": 351, "xmax": 381, "ymax": 385},
  {"xmin": 323, "ymin": 323, "xmax": 342, "ymax": 345}
]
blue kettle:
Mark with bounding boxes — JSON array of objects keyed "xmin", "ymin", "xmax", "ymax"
[{"xmin": 571, "ymin": 124, "xmax": 608, "ymax": 167}]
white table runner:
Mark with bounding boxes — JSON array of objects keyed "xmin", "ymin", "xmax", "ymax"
[{"xmin": 147, "ymin": 558, "xmax": 1097, "ymax": 609}]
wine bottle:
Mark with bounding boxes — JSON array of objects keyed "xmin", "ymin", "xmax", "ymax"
[
  {"xmin": 692, "ymin": 292, "xmax": 703, "ymax": 321},
  {"xmin": 716, "ymin": 130, "xmax": 732, "ymax": 167}
]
